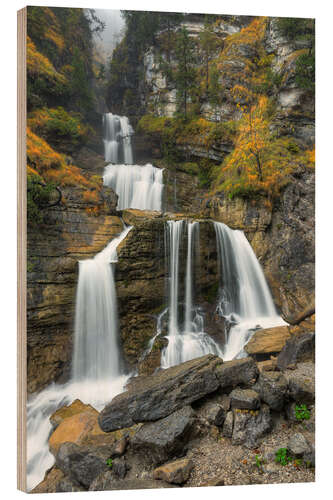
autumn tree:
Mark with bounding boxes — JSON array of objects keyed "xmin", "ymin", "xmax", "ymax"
[{"xmin": 218, "ymin": 96, "xmax": 297, "ymax": 199}]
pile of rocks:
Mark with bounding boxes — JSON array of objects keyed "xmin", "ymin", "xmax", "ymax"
[{"xmin": 33, "ymin": 332, "xmax": 315, "ymax": 493}]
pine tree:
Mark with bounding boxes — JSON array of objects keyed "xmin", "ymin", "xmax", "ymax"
[{"xmin": 174, "ymin": 27, "xmax": 196, "ymax": 119}]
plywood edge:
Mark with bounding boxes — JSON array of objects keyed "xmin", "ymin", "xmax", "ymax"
[{"xmin": 17, "ymin": 6, "xmax": 27, "ymax": 493}]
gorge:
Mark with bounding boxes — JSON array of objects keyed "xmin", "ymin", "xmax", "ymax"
[{"xmin": 25, "ymin": 8, "xmax": 315, "ymax": 493}]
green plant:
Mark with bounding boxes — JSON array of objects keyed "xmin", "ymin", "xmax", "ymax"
[
  {"xmin": 255, "ymin": 455, "xmax": 264, "ymax": 470},
  {"xmin": 106, "ymin": 458, "xmax": 113, "ymax": 469},
  {"xmin": 294, "ymin": 404, "xmax": 311, "ymax": 421},
  {"xmin": 275, "ymin": 448, "xmax": 292, "ymax": 466}
]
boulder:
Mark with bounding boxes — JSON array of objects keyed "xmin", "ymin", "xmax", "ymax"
[
  {"xmin": 153, "ymin": 458, "xmax": 194, "ymax": 484},
  {"xmin": 230, "ymin": 388, "xmax": 260, "ymax": 410},
  {"xmin": 195, "ymin": 400, "xmax": 226, "ymax": 426},
  {"xmin": 110, "ymin": 437, "xmax": 128, "ymax": 458},
  {"xmin": 215, "ymin": 357, "xmax": 259, "ymax": 389},
  {"xmin": 112, "ymin": 457, "xmax": 128, "ymax": 479},
  {"xmin": 49, "ymin": 410, "xmax": 99, "ymax": 455},
  {"xmin": 222, "ymin": 411, "xmax": 234, "ymax": 438},
  {"xmin": 257, "ymin": 359, "xmax": 277, "ymax": 372},
  {"xmin": 245, "ymin": 326, "xmax": 291, "ymax": 357},
  {"xmin": 99, "ymin": 355, "xmax": 223, "ymax": 432},
  {"xmin": 31, "ymin": 467, "xmax": 85, "ymax": 493},
  {"xmin": 55, "ymin": 442, "xmax": 109, "ymax": 488},
  {"xmin": 287, "ymin": 375, "xmax": 315, "ymax": 404},
  {"xmin": 90, "ymin": 477, "xmax": 176, "ymax": 491},
  {"xmin": 253, "ymin": 371, "xmax": 288, "ymax": 411},
  {"xmin": 284, "ymin": 361, "xmax": 315, "ymax": 404},
  {"xmin": 277, "ymin": 332, "xmax": 315, "ymax": 370},
  {"xmin": 131, "ymin": 406, "xmax": 195, "ymax": 465},
  {"xmin": 232, "ymin": 404, "xmax": 272, "ymax": 448},
  {"xmin": 287, "ymin": 433, "xmax": 311, "ymax": 457},
  {"xmin": 50, "ymin": 399, "xmax": 97, "ymax": 429}
]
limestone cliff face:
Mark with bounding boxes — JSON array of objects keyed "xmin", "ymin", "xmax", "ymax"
[{"xmin": 205, "ymin": 166, "xmax": 315, "ymax": 319}]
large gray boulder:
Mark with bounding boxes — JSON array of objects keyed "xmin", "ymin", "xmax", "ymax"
[
  {"xmin": 215, "ymin": 357, "xmax": 259, "ymax": 389},
  {"xmin": 99, "ymin": 355, "xmax": 223, "ymax": 432},
  {"xmin": 232, "ymin": 404, "xmax": 272, "ymax": 448},
  {"xmin": 253, "ymin": 371, "xmax": 288, "ymax": 410},
  {"xmin": 56, "ymin": 442, "xmax": 109, "ymax": 488},
  {"xmin": 130, "ymin": 406, "xmax": 195, "ymax": 465},
  {"xmin": 230, "ymin": 388, "xmax": 260, "ymax": 410},
  {"xmin": 277, "ymin": 332, "xmax": 315, "ymax": 370}
]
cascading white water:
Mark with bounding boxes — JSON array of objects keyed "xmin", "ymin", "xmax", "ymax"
[
  {"xmin": 184, "ymin": 222, "xmax": 198, "ymax": 332},
  {"xmin": 72, "ymin": 225, "xmax": 132, "ymax": 381},
  {"xmin": 103, "ymin": 112, "xmax": 134, "ymax": 164},
  {"xmin": 103, "ymin": 163, "xmax": 164, "ymax": 211},
  {"xmin": 26, "ymin": 226, "xmax": 132, "ymax": 491},
  {"xmin": 214, "ymin": 222, "xmax": 285, "ymax": 360},
  {"xmin": 161, "ymin": 220, "xmax": 222, "ymax": 368}
]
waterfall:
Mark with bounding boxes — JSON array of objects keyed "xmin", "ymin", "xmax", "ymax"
[
  {"xmin": 214, "ymin": 222, "xmax": 285, "ymax": 360},
  {"xmin": 103, "ymin": 163, "xmax": 164, "ymax": 211},
  {"xmin": 26, "ymin": 226, "xmax": 132, "ymax": 491},
  {"xmin": 72, "ymin": 226, "xmax": 132, "ymax": 381},
  {"xmin": 161, "ymin": 220, "xmax": 222, "ymax": 368},
  {"xmin": 103, "ymin": 113, "xmax": 133, "ymax": 164},
  {"xmin": 184, "ymin": 222, "xmax": 198, "ymax": 332}
]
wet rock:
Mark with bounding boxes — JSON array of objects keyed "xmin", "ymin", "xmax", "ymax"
[
  {"xmin": 222, "ymin": 411, "xmax": 234, "ymax": 438},
  {"xmin": 253, "ymin": 371, "xmax": 288, "ymax": 411},
  {"xmin": 99, "ymin": 355, "xmax": 223, "ymax": 431},
  {"xmin": 277, "ymin": 332, "xmax": 315, "ymax": 370},
  {"xmin": 232, "ymin": 405, "xmax": 272, "ymax": 448},
  {"xmin": 245, "ymin": 326, "xmax": 290, "ymax": 357},
  {"xmin": 131, "ymin": 406, "xmax": 195, "ymax": 465},
  {"xmin": 215, "ymin": 357, "xmax": 259, "ymax": 390},
  {"xmin": 55, "ymin": 442, "xmax": 109, "ymax": 488},
  {"xmin": 230, "ymin": 388, "xmax": 260, "ymax": 410},
  {"xmin": 50, "ymin": 399, "xmax": 97, "ymax": 430},
  {"xmin": 288, "ymin": 433, "xmax": 311, "ymax": 457},
  {"xmin": 49, "ymin": 410, "xmax": 99, "ymax": 455},
  {"xmin": 153, "ymin": 458, "xmax": 194, "ymax": 484}
]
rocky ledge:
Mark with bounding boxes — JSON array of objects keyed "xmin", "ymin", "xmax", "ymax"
[{"xmin": 33, "ymin": 329, "xmax": 315, "ymax": 493}]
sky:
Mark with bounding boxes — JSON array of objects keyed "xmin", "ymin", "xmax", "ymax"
[{"xmin": 93, "ymin": 9, "xmax": 125, "ymax": 57}]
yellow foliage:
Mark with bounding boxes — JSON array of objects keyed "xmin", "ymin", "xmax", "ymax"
[
  {"xmin": 26, "ymin": 128, "xmax": 99, "ymax": 195},
  {"xmin": 27, "ymin": 36, "xmax": 66, "ymax": 85}
]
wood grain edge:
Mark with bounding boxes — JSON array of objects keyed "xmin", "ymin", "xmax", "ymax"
[{"xmin": 17, "ymin": 6, "xmax": 27, "ymax": 493}]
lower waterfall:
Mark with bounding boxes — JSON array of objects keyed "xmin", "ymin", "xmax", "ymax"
[
  {"xmin": 26, "ymin": 226, "xmax": 132, "ymax": 491},
  {"xmin": 214, "ymin": 222, "xmax": 285, "ymax": 359},
  {"xmin": 161, "ymin": 220, "xmax": 223, "ymax": 368},
  {"xmin": 103, "ymin": 163, "xmax": 164, "ymax": 211}
]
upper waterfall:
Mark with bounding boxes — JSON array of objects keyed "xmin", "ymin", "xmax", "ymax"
[
  {"xmin": 103, "ymin": 113, "xmax": 134, "ymax": 165},
  {"xmin": 103, "ymin": 163, "xmax": 164, "ymax": 211}
]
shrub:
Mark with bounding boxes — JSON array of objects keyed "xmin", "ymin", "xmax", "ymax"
[{"xmin": 275, "ymin": 448, "xmax": 292, "ymax": 466}]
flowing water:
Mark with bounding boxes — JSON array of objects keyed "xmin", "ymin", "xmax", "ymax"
[
  {"xmin": 26, "ymin": 226, "xmax": 132, "ymax": 491},
  {"xmin": 214, "ymin": 222, "xmax": 285, "ymax": 359},
  {"xmin": 26, "ymin": 112, "xmax": 285, "ymax": 491},
  {"xmin": 103, "ymin": 112, "xmax": 164, "ymax": 211},
  {"xmin": 103, "ymin": 113, "xmax": 133, "ymax": 165},
  {"xmin": 161, "ymin": 220, "xmax": 222, "ymax": 368},
  {"xmin": 103, "ymin": 163, "xmax": 164, "ymax": 211}
]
